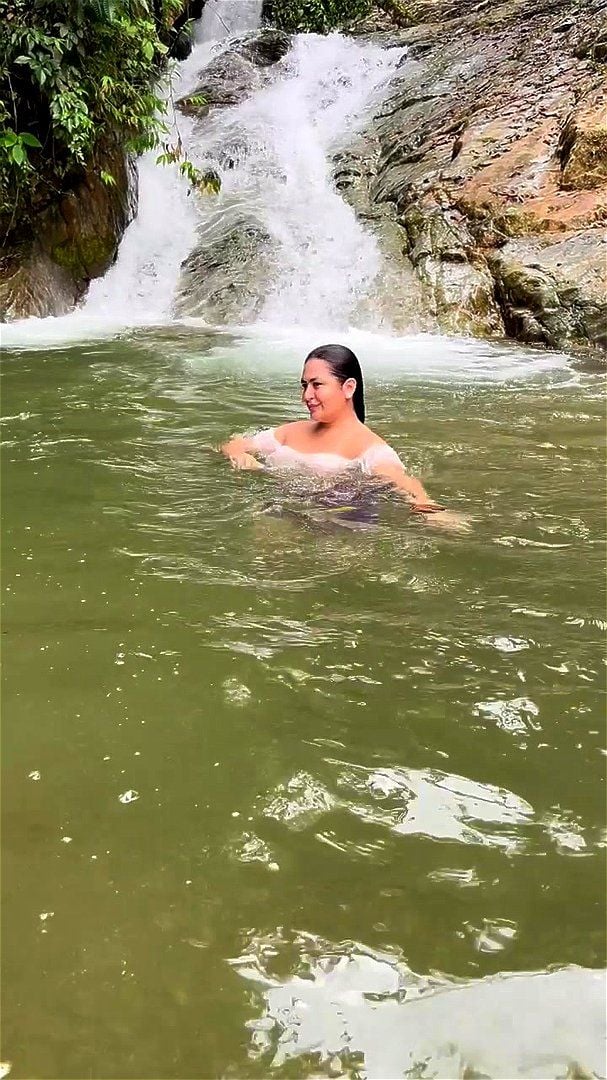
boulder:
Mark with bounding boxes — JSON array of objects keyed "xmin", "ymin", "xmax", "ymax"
[
  {"xmin": 489, "ymin": 231, "xmax": 607, "ymax": 351},
  {"xmin": 177, "ymin": 29, "xmax": 291, "ymax": 116},
  {"xmin": 178, "ymin": 52, "xmax": 260, "ymax": 114},
  {"xmin": 173, "ymin": 215, "xmax": 275, "ymax": 323},
  {"xmin": 234, "ymin": 27, "xmax": 291, "ymax": 65}
]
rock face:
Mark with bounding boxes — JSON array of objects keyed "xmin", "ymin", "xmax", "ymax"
[
  {"xmin": 344, "ymin": 0, "xmax": 607, "ymax": 352},
  {"xmin": 0, "ymin": 142, "xmax": 136, "ymax": 321}
]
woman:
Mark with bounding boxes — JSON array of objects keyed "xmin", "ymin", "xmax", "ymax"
[{"xmin": 221, "ymin": 344, "xmax": 465, "ymax": 525}]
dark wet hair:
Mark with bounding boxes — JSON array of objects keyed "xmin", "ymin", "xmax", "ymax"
[{"xmin": 304, "ymin": 344, "xmax": 366, "ymax": 423}]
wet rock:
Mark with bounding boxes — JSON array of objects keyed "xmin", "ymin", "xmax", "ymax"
[
  {"xmin": 177, "ymin": 29, "xmax": 291, "ymax": 116},
  {"xmin": 169, "ymin": 23, "xmax": 194, "ymax": 61},
  {"xmin": 234, "ymin": 27, "xmax": 291, "ymax": 66},
  {"xmin": 173, "ymin": 215, "xmax": 275, "ymax": 323},
  {"xmin": 558, "ymin": 87, "xmax": 607, "ymax": 190},
  {"xmin": 0, "ymin": 142, "xmax": 136, "ymax": 321},
  {"xmin": 403, "ymin": 204, "xmax": 470, "ymax": 264},
  {"xmin": 339, "ymin": 0, "xmax": 607, "ymax": 351},
  {"xmin": 573, "ymin": 16, "xmax": 607, "ymax": 63},
  {"xmin": 402, "ymin": 203, "xmax": 503, "ymax": 335},
  {"xmin": 489, "ymin": 231, "xmax": 607, "ymax": 351},
  {"xmin": 178, "ymin": 52, "xmax": 257, "ymax": 113},
  {"xmin": 0, "ymin": 246, "xmax": 79, "ymax": 320},
  {"xmin": 332, "ymin": 140, "xmax": 434, "ymax": 332}
]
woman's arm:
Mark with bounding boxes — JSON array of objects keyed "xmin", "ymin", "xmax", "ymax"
[
  {"xmin": 220, "ymin": 435, "xmax": 264, "ymax": 471},
  {"xmin": 370, "ymin": 460, "xmax": 444, "ymax": 511},
  {"xmin": 370, "ymin": 459, "xmax": 471, "ymax": 530}
]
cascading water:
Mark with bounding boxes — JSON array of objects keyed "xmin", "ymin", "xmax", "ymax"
[
  {"xmin": 81, "ymin": 0, "xmax": 263, "ymax": 325},
  {"xmin": 172, "ymin": 33, "xmax": 402, "ymax": 330},
  {"xmin": 82, "ymin": 2, "xmax": 401, "ymax": 333}
]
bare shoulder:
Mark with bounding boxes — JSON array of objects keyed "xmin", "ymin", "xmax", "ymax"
[
  {"xmin": 273, "ymin": 420, "xmax": 310, "ymax": 445},
  {"xmin": 358, "ymin": 425, "xmax": 392, "ymax": 452}
]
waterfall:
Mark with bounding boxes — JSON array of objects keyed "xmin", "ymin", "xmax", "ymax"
[
  {"xmin": 212, "ymin": 33, "xmax": 401, "ymax": 329},
  {"xmin": 80, "ymin": 1, "xmax": 400, "ymax": 332},
  {"xmin": 81, "ymin": 1, "xmax": 263, "ymax": 325},
  {"xmin": 0, "ymin": 0, "xmax": 571, "ymax": 383}
]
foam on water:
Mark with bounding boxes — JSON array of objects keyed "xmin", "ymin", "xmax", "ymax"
[{"xmin": 181, "ymin": 324, "xmax": 572, "ymax": 384}]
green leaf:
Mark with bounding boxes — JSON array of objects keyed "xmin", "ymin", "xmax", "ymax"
[
  {"xmin": 11, "ymin": 144, "xmax": 25, "ymax": 165},
  {"xmin": 20, "ymin": 133, "xmax": 43, "ymax": 148},
  {"xmin": 141, "ymin": 39, "xmax": 154, "ymax": 60}
]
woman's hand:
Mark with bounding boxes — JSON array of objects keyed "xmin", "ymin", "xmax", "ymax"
[
  {"xmin": 228, "ymin": 452, "xmax": 264, "ymax": 471},
  {"xmin": 416, "ymin": 509, "xmax": 472, "ymax": 532},
  {"xmin": 221, "ymin": 437, "xmax": 263, "ymax": 471}
]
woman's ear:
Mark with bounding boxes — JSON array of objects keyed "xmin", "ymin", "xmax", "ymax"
[{"xmin": 343, "ymin": 377, "xmax": 357, "ymax": 401}]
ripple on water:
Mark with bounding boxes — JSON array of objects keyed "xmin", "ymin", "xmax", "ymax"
[
  {"xmin": 249, "ymin": 762, "xmax": 606, "ymax": 861},
  {"xmin": 250, "ymin": 762, "xmax": 536, "ymax": 854},
  {"xmin": 474, "ymin": 696, "xmax": 541, "ymax": 738},
  {"xmin": 260, "ymin": 771, "xmax": 336, "ymax": 830},
  {"xmin": 335, "ymin": 762, "xmax": 535, "ymax": 853},
  {"xmin": 229, "ymin": 831, "xmax": 280, "ymax": 872},
  {"xmin": 228, "ymin": 929, "xmax": 606, "ymax": 1078}
]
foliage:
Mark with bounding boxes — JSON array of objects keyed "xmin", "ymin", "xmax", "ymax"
[
  {"xmin": 0, "ymin": 0, "xmax": 207, "ymax": 234},
  {"xmin": 262, "ymin": 0, "xmax": 414, "ymax": 33},
  {"xmin": 262, "ymin": 0, "xmax": 373, "ymax": 33},
  {"xmin": 376, "ymin": 0, "xmax": 413, "ymax": 25}
]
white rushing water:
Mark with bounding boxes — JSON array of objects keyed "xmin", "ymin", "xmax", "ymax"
[
  {"xmin": 82, "ymin": 0, "xmax": 265, "ymax": 325},
  {"xmin": 4, "ymin": 0, "xmax": 401, "ymax": 340},
  {"xmin": 85, "ymin": 7, "xmax": 400, "ymax": 330},
  {"xmin": 217, "ymin": 33, "xmax": 401, "ymax": 328}
]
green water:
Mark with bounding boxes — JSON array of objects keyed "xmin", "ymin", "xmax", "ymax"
[{"xmin": 2, "ymin": 328, "xmax": 606, "ymax": 1079}]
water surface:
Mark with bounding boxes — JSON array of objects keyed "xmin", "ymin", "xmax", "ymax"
[{"xmin": 2, "ymin": 329, "xmax": 605, "ymax": 1078}]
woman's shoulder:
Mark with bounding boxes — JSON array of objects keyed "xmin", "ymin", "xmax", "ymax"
[
  {"xmin": 273, "ymin": 420, "xmax": 310, "ymax": 445},
  {"xmin": 359, "ymin": 426, "xmax": 386, "ymax": 449},
  {"xmin": 357, "ymin": 430, "xmax": 403, "ymax": 469},
  {"xmin": 357, "ymin": 427, "xmax": 394, "ymax": 454}
]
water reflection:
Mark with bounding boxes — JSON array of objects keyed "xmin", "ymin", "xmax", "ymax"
[
  {"xmin": 239, "ymin": 760, "xmax": 603, "ymax": 863},
  {"xmin": 229, "ymin": 930, "xmax": 606, "ymax": 1078}
]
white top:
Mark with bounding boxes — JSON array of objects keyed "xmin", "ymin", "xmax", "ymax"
[{"xmin": 250, "ymin": 428, "xmax": 403, "ymax": 475}]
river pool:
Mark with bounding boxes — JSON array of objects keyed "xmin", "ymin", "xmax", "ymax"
[{"xmin": 1, "ymin": 326, "xmax": 605, "ymax": 1078}]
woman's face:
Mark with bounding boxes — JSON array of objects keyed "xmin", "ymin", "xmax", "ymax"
[{"xmin": 300, "ymin": 358, "xmax": 355, "ymax": 424}]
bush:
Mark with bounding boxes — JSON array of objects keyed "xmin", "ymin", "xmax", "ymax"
[
  {"xmin": 261, "ymin": 0, "xmax": 373, "ymax": 34},
  {"xmin": 0, "ymin": 0, "xmax": 194, "ymax": 233}
]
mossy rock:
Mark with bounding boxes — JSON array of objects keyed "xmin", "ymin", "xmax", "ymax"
[
  {"xmin": 1, "ymin": 141, "xmax": 134, "ymax": 319},
  {"xmin": 50, "ymin": 234, "xmax": 117, "ymax": 280},
  {"xmin": 559, "ymin": 90, "xmax": 607, "ymax": 190},
  {"xmin": 562, "ymin": 128, "xmax": 607, "ymax": 190}
]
